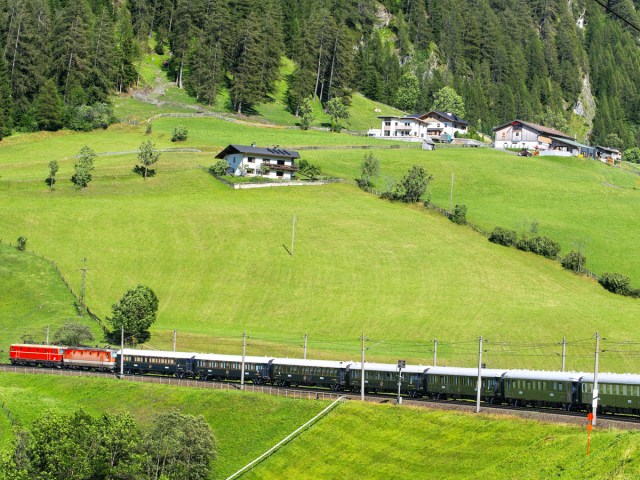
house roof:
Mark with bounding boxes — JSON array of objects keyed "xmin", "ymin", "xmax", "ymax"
[
  {"xmin": 428, "ymin": 111, "xmax": 469, "ymax": 125},
  {"xmin": 596, "ymin": 145, "xmax": 621, "ymax": 154},
  {"xmin": 550, "ymin": 136, "xmax": 592, "ymax": 149},
  {"xmin": 215, "ymin": 144, "xmax": 300, "ymax": 160},
  {"xmin": 493, "ymin": 119, "xmax": 573, "ymax": 139}
]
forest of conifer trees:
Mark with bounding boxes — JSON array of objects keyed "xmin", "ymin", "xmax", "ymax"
[{"xmin": 2, "ymin": 0, "xmax": 640, "ymax": 147}]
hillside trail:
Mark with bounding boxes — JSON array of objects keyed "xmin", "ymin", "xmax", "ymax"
[{"xmin": 129, "ymin": 71, "xmax": 281, "ymax": 129}]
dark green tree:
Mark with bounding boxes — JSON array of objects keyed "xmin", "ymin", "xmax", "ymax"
[
  {"xmin": 0, "ymin": 55, "xmax": 13, "ymax": 139},
  {"xmin": 394, "ymin": 165, "xmax": 432, "ymax": 203},
  {"xmin": 107, "ymin": 285, "xmax": 159, "ymax": 344},
  {"xmin": 33, "ymin": 80, "xmax": 63, "ymax": 131}
]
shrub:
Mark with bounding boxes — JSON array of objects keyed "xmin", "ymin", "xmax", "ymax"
[
  {"xmin": 450, "ymin": 204, "xmax": 467, "ymax": 225},
  {"xmin": 146, "ymin": 122, "xmax": 152, "ymax": 135},
  {"xmin": 394, "ymin": 165, "xmax": 432, "ymax": 203},
  {"xmin": 623, "ymin": 147, "xmax": 640, "ymax": 164},
  {"xmin": 489, "ymin": 227, "xmax": 517, "ymax": 246},
  {"xmin": 171, "ymin": 125, "xmax": 188, "ymax": 142},
  {"xmin": 16, "ymin": 236, "xmax": 27, "ymax": 251},
  {"xmin": 516, "ymin": 235, "xmax": 561, "ymax": 259},
  {"xmin": 561, "ymin": 251, "xmax": 587, "ymax": 273},
  {"xmin": 209, "ymin": 159, "xmax": 229, "ymax": 176},
  {"xmin": 66, "ymin": 103, "xmax": 114, "ymax": 131},
  {"xmin": 599, "ymin": 272, "xmax": 632, "ymax": 295}
]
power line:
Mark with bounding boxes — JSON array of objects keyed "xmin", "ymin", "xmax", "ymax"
[{"xmin": 591, "ymin": 0, "xmax": 640, "ymax": 35}]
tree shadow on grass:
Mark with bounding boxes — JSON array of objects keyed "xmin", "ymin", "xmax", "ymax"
[{"xmin": 132, "ymin": 166, "xmax": 156, "ymax": 177}]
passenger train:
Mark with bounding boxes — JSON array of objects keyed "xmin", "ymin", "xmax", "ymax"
[{"xmin": 9, "ymin": 343, "xmax": 640, "ymax": 416}]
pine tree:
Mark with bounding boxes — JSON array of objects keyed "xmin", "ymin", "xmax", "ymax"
[
  {"xmin": 51, "ymin": 0, "xmax": 94, "ymax": 103},
  {"xmin": 33, "ymin": 79, "xmax": 63, "ymax": 131},
  {"xmin": 0, "ymin": 55, "xmax": 13, "ymax": 139}
]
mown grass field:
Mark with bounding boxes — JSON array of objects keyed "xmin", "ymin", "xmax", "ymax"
[
  {"xmin": 0, "ymin": 143, "xmax": 639, "ymax": 372},
  {"xmin": 1, "ymin": 373, "xmax": 639, "ymax": 480},
  {"xmin": 0, "ymin": 373, "xmax": 327, "ymax": 478},
  {"xmin": 245, "ymin": 401, "xmax": 640, "ymax": 480},
  {"xmin": 303, "ymin": 147, "xmax": 640, "ymax": 284}
]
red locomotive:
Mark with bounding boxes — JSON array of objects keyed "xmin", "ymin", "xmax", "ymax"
[
  {"xmin": 63, "ymin": 347, "xmax": 117, "ymax": 371},
  {"xmin": 10, "ymin": 344, "xmax": 65, "ymax": 367},
  {"xmin": 10, "ymin": 344, "xmax": 117, "ymax": 371}
]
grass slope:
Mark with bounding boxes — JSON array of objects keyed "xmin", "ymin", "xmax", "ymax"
[
  {"xmin": 0, "ymin": 373, "xmax": 327, "ymax": 478},
  {"xmin": 0, "ymin": 242, "xmax": 100, "ymax": 361},
  {"xmin": 244, "ymin": 402, "xmax": 640, "ymax": 479},
  {"xmin": 303, "ymin": 147, "xmax": 640, "ymax": 284},
  {"xmin": 0, "ymin": 150, "xmax": 639, "ymax": 372}
]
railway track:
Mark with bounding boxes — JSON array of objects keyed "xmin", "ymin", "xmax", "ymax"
[{"xmin": 2, "ymin": 364, "xmax": 639, "ymax": 430}]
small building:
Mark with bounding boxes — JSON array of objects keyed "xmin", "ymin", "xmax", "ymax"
[
  {"xmin": 544, "ymin": 136, "xmax": 595, "ymax": 157},
  {"xmin": 492, "ymin": 120, "xmax": 575, "ymax": 152},
  {"xmin": 215, "ymin": 144, "xmax": 300, "ymax": 180},
  {"xmin": 422, "ymin": 137, "xmax": 436, "ymax": 151},
  {"xmin": 374, "ymin": 111, "xmax": 469, "ymax": 142},
  {"xmin": 596, "ymin": 146, "xmax": 622, "ymax": 164}
]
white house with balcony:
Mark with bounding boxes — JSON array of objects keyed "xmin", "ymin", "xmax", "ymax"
[
  {"xmin": 215, "ymin": 144, "xmax": 300, "ymax": 180},
  {"xmin": 370, "ymin": 111, "xmax": 469, "ymax": 143},
  {"xmin": 492, "ymin": 120, "xmax": 576, "ymax": 152}
]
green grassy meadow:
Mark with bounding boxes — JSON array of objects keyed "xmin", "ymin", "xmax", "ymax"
[
  {"xmin": 245, "ymin": 401, "xmax": 640, "ymax": 480},
  {"xmin": 0, "ymin": 373, "xmax": 326, "ymax": 478},
  {"xmin": 0, "ymin": 143, "xmax": 639, "ymax": 372},
  {"xmin": 1, "ymin": 373, "xmax": 639, "ymax": 480}
]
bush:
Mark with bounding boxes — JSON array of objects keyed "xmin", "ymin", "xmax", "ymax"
[
  {"xmin": 209, "ymin": 159, "xmax": 230, "ymax": 176},
  {"xmin": 450, "ymin": 204, "xmax": 467, "ymax": 225},
  {"xmin": 623, "ymin": 147, "xmax": 640, "ymax": 164},
  {"xmin": 16, "ymin": 236, "xmax": 26, "ymax": 251},
  {"xmin": 561, "ymin": 251, "xmax": 587, "ymax": 273},
  {"xmin": 171, "ymin": 125, "xmax": 188, "ymax": 142},
  {"xmin": 599, "ymin": 272, "xmax": 631, "ymax": 295},
  {"xmin": 516, "ymin": 235, "xmax": 561, "ymax": 259},
  {"xmin": 489, "ymin": 227, "xmax": 517, "ymax": 246},
  {"xmin": 66, "ymin": 103, "xmax": 114, "ymax": 131}
]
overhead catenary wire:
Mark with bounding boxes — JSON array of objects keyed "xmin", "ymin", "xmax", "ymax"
[{"xmin": 590, "ymin": 0, "xmax": 640, "ymax": 36}]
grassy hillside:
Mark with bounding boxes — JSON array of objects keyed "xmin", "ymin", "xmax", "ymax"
[
  {"xmin": 303, "ymin": 147, "xmax": 640, "ymax": 284},
  {"xmin": 0, "ymin": 242, "xmax": 100, "ymax": 361},
  {"xmin": 244, "ymin": 401, "xmax": 640, "ymax": 480},
  {"xmin": 2, "ymin": 373, "xmax": 639, "ymax": 480},
  {"xmin": 0, "ymin": 373, "xmax": 326, "ymax": 478},
  {"xmin": 0, "ymin": 144, "xmax": 639, "ymax": 372}
]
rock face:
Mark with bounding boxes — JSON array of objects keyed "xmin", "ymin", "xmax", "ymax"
[{"xmin": 573, "ymin": 73, "xmax": 596, "ymax": 135}]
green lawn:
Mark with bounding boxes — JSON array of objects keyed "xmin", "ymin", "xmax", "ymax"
[
  {"xmin": 303, "ymin": 147, "xmax": 640, "ymax": 284},
  {"xmin": 245, "ymin": 402, "xmax": 640, "ymax": 479},
  {"xmin": 0, "ymin": 149, "xmax": 639, "ymax": 372},
  {"xmin": 2, "ymin": 374, "xmax": 639, "ymax": 479},
  {"xmin": 0, "ymin": 373, "xmax": 327, "ymax": 478}
]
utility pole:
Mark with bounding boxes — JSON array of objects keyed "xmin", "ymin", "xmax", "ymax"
[
  {"xmin": 361, "ymin": 334, "xmax": 366, "ymax": 401},
  {"xmin": 291, "ymin": 212, "xmax": 297, "ymax": 256},
  {"xmin": 450, "ymin": 172, "xmax": 455, "ymax": 213},
  {"xmin": 303, "ymin": 332, "xmax": 308, "ymax": 359},
  {"xmin": 592, "ymin": 332, "xmax": 600, "ymax": 426},
  {"xmin": 397, "ymin": 360, "xmax": 405, "ymax": 405},
  {"xmin": 561, "ymin": 337, "xmax": 567, "ymax": 372},
  {"xmin": 79, "ymin": 257, "xmax": 89, "ymax": 310},
  {"xmin": 45, "ymin": 325, "xmax": 49, "ymax": 345},
  {"xmin": 120, "ymin": 326, "xmax": 124, "ymax": 377},
  {"xmin": 475, "ymin": 336, "xmax": 483, "ymax": 413},
  {"xmin": 173, "ymin": 330, "xmax": 177, "ymax": 352},
  {"xmin": 433, "ymin": 339, "xmax": 437, "ymax": 366},
  {"xmin": 240, "ymin": 330, "xmax": 247, "ymax": 391}
]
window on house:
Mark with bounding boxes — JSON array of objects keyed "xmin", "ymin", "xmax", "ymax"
[
  {"xmin": 277, "ymin": 171, "xmax": 284, "ymax": 177},
  {"xmin": 277, "ymin": 160, "xmax": 284, "ymax": 165},
  {"xmin": 384, "ymin": 121, "xmax": 390, "ymax": 126},
  {"xmin": 247, "ymin": 157, "xmax": 255, "ymax": 163}
]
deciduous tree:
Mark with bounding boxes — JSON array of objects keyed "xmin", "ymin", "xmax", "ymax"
[
  {"xmin": 432, "ymin": 86, "xmax": 466, "ymax": 118},
  {"xmin": 52, "ymin": 321, "xmax": 94, "ymax": 346},
  {"xmin": 71, "ymin": 146, "xmax": 95, "ymax": 188},
  {"xmin": 137, "ymin": 139, "xmax": 160, "ymax": 179},
  {"xmin": 108, "ymin": 285, "xmax": 159, "ymax": 344}
]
